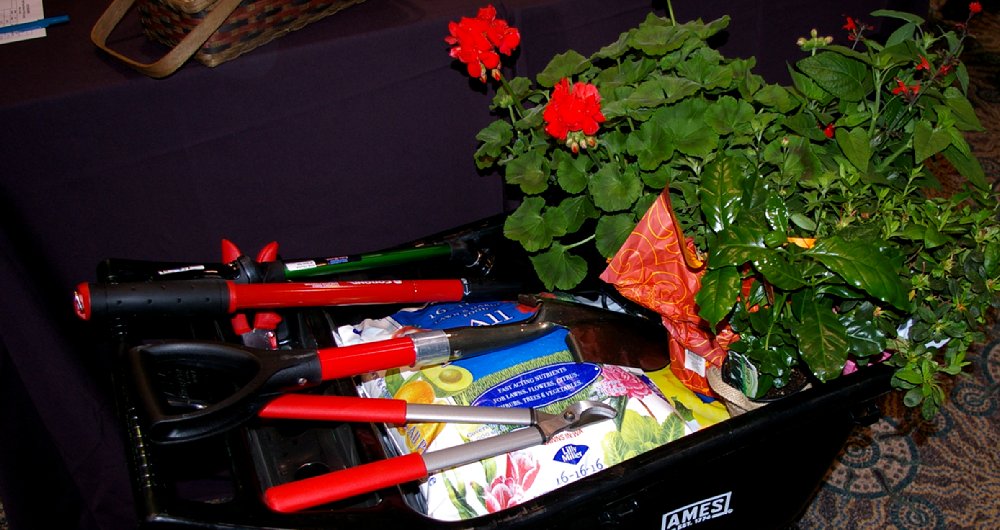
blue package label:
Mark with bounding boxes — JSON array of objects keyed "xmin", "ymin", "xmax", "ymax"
[
  {"xmin": 470, "ymin": 362, "xmax": 601, "ymax": 409},
  {"xmin": 554, "ymin": 444, "xmax": 589, "ymax": 465},
  {"xmin": 391, "ymin": 301, "xmax": 535, "ymax": 329}
]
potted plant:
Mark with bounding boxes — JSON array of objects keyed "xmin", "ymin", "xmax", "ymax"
[{"xmin": 446, "ymin": 3, "xmax": 998, "ymax": 418}]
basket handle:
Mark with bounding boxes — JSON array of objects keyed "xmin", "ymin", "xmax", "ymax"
[{"xmin": 90, "ymin": 0, "xmax": 244, "ymax": 78}]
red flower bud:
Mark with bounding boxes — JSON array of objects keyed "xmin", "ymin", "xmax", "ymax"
[
  {"xmin": 970, "ymin": 2, "xmax": 982, "ymax": 15},
  {"xmin": 822, "ymin": 122, "xmax": 835, "ymax": 139}
]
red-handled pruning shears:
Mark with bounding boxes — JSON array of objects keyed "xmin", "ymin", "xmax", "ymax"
[{"xmin": 258, "ymin": 396, "xmax": 617, "ymax": 513}]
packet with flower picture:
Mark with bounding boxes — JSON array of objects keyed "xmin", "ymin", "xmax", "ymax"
[{"xmin": 347, "ymin": 301, "xmax": 722, "ymax": 520}]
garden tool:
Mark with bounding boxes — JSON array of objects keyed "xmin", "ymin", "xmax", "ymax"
[
  {"xmin": 258, "ymin": 396, "xmax": 617, "ymax": 513},
  {"xmin": 93, "ymin": 223, "xmax": 500, "ymax": 284},
  {"xmin": 222, "ymin": 240, "xmax": 284, "ymax": 349},
  {"xmin": 127, "ymin": 296, "xmax": 669, "ymax": 444},
  {"xmin": 129, "ymin": 319, "xmax": 558, "ymax": 444},
  {"xmin": 74, "ymin": 276, "xmax": 522, "ymax": 321}
]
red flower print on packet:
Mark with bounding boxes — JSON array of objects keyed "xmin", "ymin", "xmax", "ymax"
[{"xmin": 484, "ymin": 452, "xmax": 539, "ymax": 513}]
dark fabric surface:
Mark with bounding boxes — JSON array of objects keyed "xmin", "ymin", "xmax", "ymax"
[{"xmin": 0, "ymin": 1, "xmax": 926, "ymax": 528}]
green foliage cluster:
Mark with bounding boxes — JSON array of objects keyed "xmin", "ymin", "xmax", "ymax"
[{"xmin": 475, "ymin": 10, "xmax": 1000, "ymax": 417}]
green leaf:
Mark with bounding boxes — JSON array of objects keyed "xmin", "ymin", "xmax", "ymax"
[
  {"xmin": 835, "ymin": 126, "xmax": 872, "ymax": 171},
  {"xmin": 627, "ymin": 119, "xmax": 675, "ymax": 171},
  {"xmin": 504, "ymin": 149, "xmax": 550, "ymax": 195},
  {"xmin": 841, "ymin": 311, "xmax": 887, "ymax": 357},
  {"xmin": 530, "ymin": 243, "xmax": 588, "ymax": 290},
  {"xmin": 903, "ymin": 386, "xmax": 925, "ymax": 407},
  {"xmin": 796, "ymin": 52, "xmax": 873, "ymax": 101},
  {"xmin": 754, "ymin": 84, "xmax": 796, "ymax": 113},
  {"xmin": 592, "ymin": 29, "xmax": 632, "ymax": 60},
  {"xmin": 677, "ymin": 48, "xmax": 733, "ymax": 90},
  {"xmin": 630, "ymin": 21, "xmax": 689, "ymax": 56},
  {"xmin": 589, "ymin": 163, "xmax": 643, "ymax": 212},
  {"xmin": 537, "ymin": 50, "xmax": 591, "ymax": 87},
  {"xmin": 698, "ymin": 155, "xmax": 745, "ymax": 231},
  {"xmin": 553, "ymin": 195, "xmax": 598, "ymax": 234},
  {"xmin": 984, "ymin": 241, "xmax": 1000, "ymax": 276},
  {"xmin": 755, "ymin": 253, "xmax": 806, "ymax": 290},
  {"xmin": 595, "ymin": 214, "xmax": 637, "ymax": 258},
  {"xmin": 552, "ymin": 149, "xmax": 591, "ymax": 194},
  {"xmin": 695, "ymin": 265, "xmax": 741, "ymax": 327},
  {"xmin": 704, "ymin": 95, "xmax": 755, "ymax": 135},
  {"xmin": 790, "ymin": 213, "xmax": 817, "ymax": 231},
  {"xmin": 658, "ymin": 76, "xmax": 702, "ymax": 104},
  {"xmin": 794, "ymin": 296, "xmax": 849, "ymax": 382},
  {"xmin": 626, "ymin": 78, "xmax": 667, "ymax": 108},
  {"xmin": 710, "ymin": 225, "xmax": 768, "ymax": 267},
  {"xmin": 913, "ymin": 121, "xmax": 952, "ymax": 163},
  {"xmin": 763, "ymin": 192, "xmax": 790, "ymax": 233},
  {"xmin": 696, "ymin": 16, "xmax": 731, "ymax": 39},
  {"xmin": 942, "ymin": 144, "xmax": 988, "ymax": 191},
  {"xmin": 504, "ymin": 197, "xmax": 555, "ymax": 252},
  {"xmin": 789, "ymin": 69, "xmax": 832, "ymax": 104},
  {"xmin": 894, "ymin": 367, "xmax": 923, "ymax": 386},
  {"xmin": 885, "ymin": 22, "xmax": 919, "ymax": 48},
  {"xmin": 943, "ymin": 87, "xmax": 984, "ymax": 131},
  {"xmin": 474, "ymin": 120, "xmax": 513, "ymax": 168},
  {"xmin": 806, "ymin": 237, "xmax": 910, "ymax": 310},
  {"xmin": 660, "ymin": 99, "xmax": 719, "ymax": 158},
  {"xmin": 871, "ymin": 8, "xmax": 925, "ymax": 26},
  {"xmin": 956, "ymin": 62, "xmax": 970, "ymax": 94}
]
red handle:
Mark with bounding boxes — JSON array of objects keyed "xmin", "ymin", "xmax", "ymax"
[
  {"xmin": 263, "ymin": 452, "xmax": 428, "ymax": 513},
  {"xmin": 258, "ymin": 395, "xmax": 408, "ymax": 423},
  {"xmin": 315, "ymin": 337, "xmax": 417, "ymax": 379},
  {"xmin": 229, "ymin": 280, "xmax": 467, "ymax": 312}
]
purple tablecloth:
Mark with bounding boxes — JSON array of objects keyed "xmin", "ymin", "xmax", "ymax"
[{"xmin": 0, "ymin": 0, "xmax": 924, "ymax": 527}]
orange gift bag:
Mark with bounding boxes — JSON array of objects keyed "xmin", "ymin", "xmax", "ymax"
[{"xmin": 600, "ymin": 191, "xmax": 735, "ymax": 396}]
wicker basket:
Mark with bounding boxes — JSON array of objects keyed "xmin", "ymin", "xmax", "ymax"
[{"xmin": 91, "ymin": 0, "xmax": 367, "ymax": 78}]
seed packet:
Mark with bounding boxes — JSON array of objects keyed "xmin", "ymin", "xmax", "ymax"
[{"xmin": 348, "ymin": 301, "xmax": 703, "ymax": 520}]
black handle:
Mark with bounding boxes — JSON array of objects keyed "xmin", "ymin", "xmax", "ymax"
[
  {"xmin": 75, "ymin": 279, "xmax": 231, "ymax": 320},
  {"xmin": 460, "ymin": 278, "xmax": 525, "ymax": 301},
  {"xmin": 129, "ymin": 340, "xmax": 323, "ymax": 444}
]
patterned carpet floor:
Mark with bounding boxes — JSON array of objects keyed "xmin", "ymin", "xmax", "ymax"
[{"xmin": 795, "ymin": 3, "xmax": 1000, "ymax": 529}]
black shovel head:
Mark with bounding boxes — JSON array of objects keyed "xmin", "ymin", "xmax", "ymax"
[{"xmin": 128, "ymin": 341, "xmax": 323, "ymax": 444}]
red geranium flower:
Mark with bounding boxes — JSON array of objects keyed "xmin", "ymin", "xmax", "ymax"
[
  {"xmin": 445, "ymin": 5, "xmax": 520, "ymax": 82},
  {"xmin": 970, "ymin": 2, "xmax": 982, "ymax": 15},
  {"xmin": 543, "ymin": 78, "xmax": 606, "ymax": 144}
]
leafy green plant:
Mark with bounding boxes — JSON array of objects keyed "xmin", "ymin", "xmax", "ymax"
[{"xmin": 456, "ymin": 5, "xmax": 999, "ymax": 418}]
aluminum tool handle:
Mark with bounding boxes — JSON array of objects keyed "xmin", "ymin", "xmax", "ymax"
[{"xmin": 262, "ymin": 428, "xmax": 545, "ymax": 513}]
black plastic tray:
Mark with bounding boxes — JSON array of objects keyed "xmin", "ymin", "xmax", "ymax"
[{"xmin": 94, "ymin": 220, "xmax": 891, "ymax": 529}]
